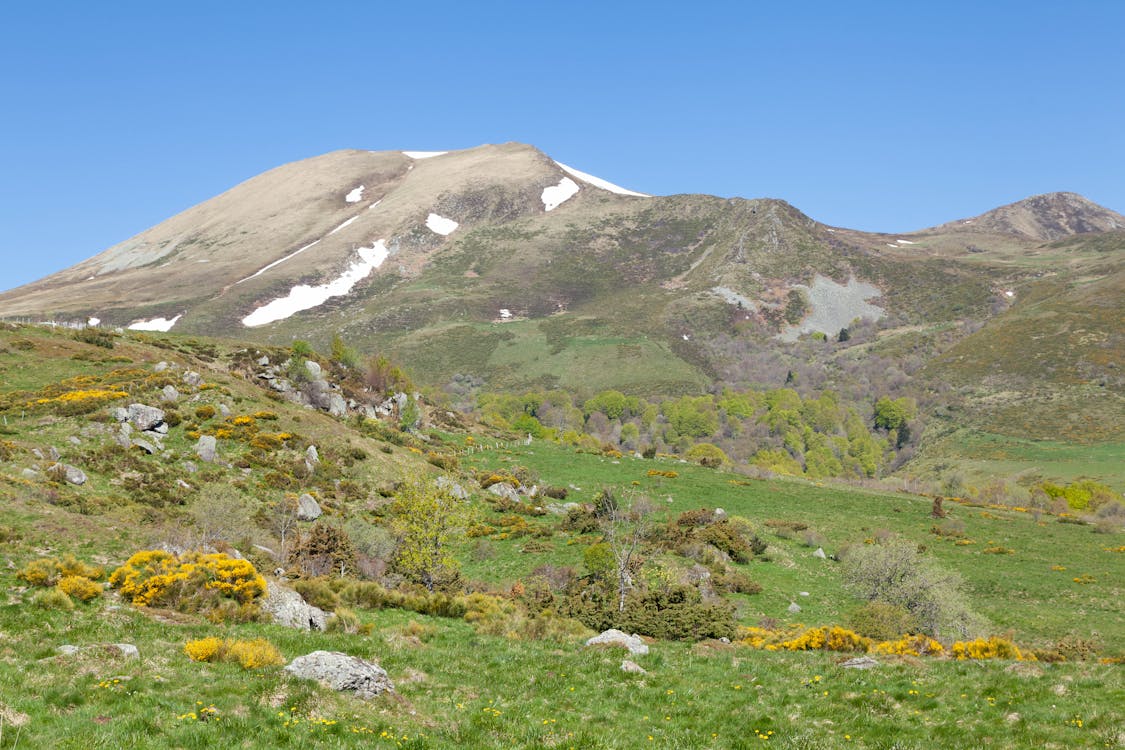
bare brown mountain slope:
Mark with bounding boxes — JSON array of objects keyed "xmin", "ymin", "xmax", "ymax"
[{"xmin": 928, "ymin": 191, "xmax": 1125, "ymax": 241}]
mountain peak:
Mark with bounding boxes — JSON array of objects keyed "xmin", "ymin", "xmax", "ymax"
[{"xmin": 931, "ymin": 191, "xmax": 1125, "ymax": 240}]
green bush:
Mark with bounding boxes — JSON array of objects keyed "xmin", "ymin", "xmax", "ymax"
[
  {"xmin": 293, "ymin": 578, "xmax": 341, "ymax": 612},
  {"xmin": 33, "ymin": 588, "xmax": 75, "ymax": 611},
  {"xmin": 845, "ymin": 601, "xmax": 919, "ymax": 641}
]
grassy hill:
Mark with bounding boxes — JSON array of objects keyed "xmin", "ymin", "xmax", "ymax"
[{"xmin": 0, "ymin": 323, "xmax": 1121, "ymax": 748}]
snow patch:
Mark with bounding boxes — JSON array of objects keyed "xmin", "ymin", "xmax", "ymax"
[
  {"xmin": 555, "ymin": 161, "xmax": 649, "ymax": 197},
  {"xmin": 235, "ymin": 239, "xmax": 321, "ymax": 285},
  {"xmin": 128, "ymin": 314, "xmax": 182, "ymax": 332},
  {"xmin": 425, "ymin": 213, "xmax": 459, "ymax": 236},
  {"xmin": 329, "ymin": 216, "xmax": 359, "ymax": 235},
  {"xmin": 886, "ymin": 244, "xmax": 899, "ymax": 248},
  {"xmin": 1004, "ymin": 290, "xmax": 1015, "ymax": 298},
  {"xmin": 403, "ymin": 150, "xmax": 447, "ymax": 159},
  {"xmin": 87, "ymin": 317, "xmax": 100, "ymax": 327},
  {"xmin": 242, "ymin": 242, "xmax": 389, "ymax": 327},
  {"xmin": 541, "ymin": 177, "xmax": 580, "ymax": 211},
  {"xmin": 896, "ymin": 239, "xmax": 915, "ymax": 245},
  {"xmin": 499, "ymin": 309, "xmax": 512, "ymax": 320},
  {"xmin": 367, "ymin": 200, "xmax": 382, "ymax": 210},
  {"xmin": 345, "ymin": 185, "xmax": 365, "ymax": 203}
]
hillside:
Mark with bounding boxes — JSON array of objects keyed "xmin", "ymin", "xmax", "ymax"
[
  {"xmin": 1, "ymin": 144, "xmax": 1122, "ymax": 494},
  {"xmin": 0, "ymin": 323, "xmax": 1122, "ymax": 749}
]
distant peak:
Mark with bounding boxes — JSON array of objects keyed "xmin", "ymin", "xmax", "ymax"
[{"xmin": 931, "ymin": 191, "xmax": 1125, "ymax": 240}]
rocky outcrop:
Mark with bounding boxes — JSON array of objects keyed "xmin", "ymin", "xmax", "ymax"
[
  {"xmin": 260, "ymin": 581, "xmax": 327, "ymax": 630},
  {"xmin": 284, "ymin": 651, "xmax": 393, "ymax": 698},
  {"xmin": 585, "ymin": 629, "xmax": 649, "ymax": 656},
  {"xmin": 194, "ymin": 435, "xmax": 218, "ymax": 462},
  {"xmin": 126, "ymin": 403, "xmax": 165, "ymax": 432},
  {"xmin": 296, "ymin": 493, "xmax": 322, "ymax": 521}
]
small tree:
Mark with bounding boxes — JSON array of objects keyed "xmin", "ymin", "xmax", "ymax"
[
  {"xmin": 841, "ymin": 537, "xmax": 983, "ymax": 639},
  {"xmin": 600, "ymin": 493, "xmax": 654, "ymax": 613},
  {"xmin": 387, "ymin": 476, "xmax": 470, "ymax": 591},
  {"xmin": 257, "ymin": 495, "xmax": 301, "ymax": 563},
  {"xmin": 293, "ymin": 522, "xmax": 357, "ymax": 577}
]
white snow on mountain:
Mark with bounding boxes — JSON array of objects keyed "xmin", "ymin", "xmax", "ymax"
[
  {"xmin": 345, "ymin": 185, "xmax": 365, "ymax": 203},
  {"xmin": 128, "ymin": 314, "xmax": 182, "ymax": 332},
  {"xmin": 329, "ymin": 216, "xmax": 359, "ymax": 235},
  {"xmin": 541, "ymin": 177, "xmax": 581, "ymax": 211},
  {"xmin": 555, "ymin": 162, "xmax": 649, "ymax": 197},
  {"xmin": 235, "ymin": 239, "xmax": 321, "ymax": 285},
  {"xmin": 426, "ymin": 213, "xmax": 459, "ymax": 236},
  {"xmin": 403, "ymin": 151, "xmax": 448, "ymax": 159},
  {"xmin": 241, "ymin": 242, "xmax": 390, "ymax": 327}
]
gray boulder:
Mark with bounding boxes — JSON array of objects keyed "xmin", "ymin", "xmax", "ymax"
[
  {"xmin": 131, "ymin": 438, "xmax": 159, "ymax": 455},
  {"xmin": 620, "ymin": 659, "xmax": 647, "ymax": 674},
  {"xmin": 260, "ymin": 581, "xmax": 327, "ymax": 630},
  {"xmin": 218, "ymin": 404, "xmax": 231, "ymax": 418},
  {"xmin": 585, "ymin": 629, "xmax": 649, "ymax": 656},
  {"xmin": 112, "ymin": 407, "xmax": 129, "ymax": 423},
  {"xmin": 161, "ymin": 385, "xmax": 179, "ymax": 403},
  {"xmin": 436, "ymin": 475, "xmax": 469, "ymax": 500},
  {"xmin": 788, "ymin": 602, "xmax": 802, "ymax": 614},
  {"xmin": 304, "ymin": 360, "xmax": 322, "ymax": 380},
  {"xmin": 153, "ymin": 361, "xmax": 169, "ymax": 372},
  {"xmin": 194, "ymin": 435, "xmax": 218, "ymax": 462},
  {"xmin": 49, "ymin": 463, "xmax": 87, "ymax": 485},
  {"xmin": 327, "ymin": 393, "xmax": 347, "ymax": 417},
  {"xmin": 127, "ymin": 403, "xmax": 165, "ymax": 431},
  {"xmin": 20, "ymin": 468, "xmax": 39, "ymax": 480},
  {"xmin": 841, "ymin": 656, "xmax": 880, "ymax": 670},
  {"xmin": 487, "ymin": 482, "xmax": 521, "ymax": 504},
  {"xmin": 182, "ymin": 371, "xmax": 202, "ymax": 387},
  {"xmin": 284, "ymin": 651, "xmax": 393, "ymax": 698},
  {"xmin": 813, "ymin": 547, "xmax": 827, "ymax": 559},
  {"xmin": 296, "ymin": 493, "xmax": 322, "ymax": 521}
]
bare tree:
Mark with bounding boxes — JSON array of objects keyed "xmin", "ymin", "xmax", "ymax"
[{"xmin": 599, "ymin": 490, "xmax": 654, "ymax": 613}]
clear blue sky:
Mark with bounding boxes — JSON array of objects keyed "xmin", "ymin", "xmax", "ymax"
[{"xmin": 2, "ymin": 1, "xmax": 1122, "ymax": 292}]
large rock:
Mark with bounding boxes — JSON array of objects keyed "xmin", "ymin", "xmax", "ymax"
[
  {"xmin": 127, "ymin": 403, "xmax": 165, "ymax": 431},
  {"xmin": 436, "ymin": 475, "xmax": 469, "ymax": 500},
  {"xmin": 327, "ymin": 393, "xmax": 347, "ymax": 417},
  {"xmin": 49, "ymin": 463, "xmax": 87, "ymax": 485},
  {"xmin": 297, "ymin": 493, "xmax": 322, "ymax": 521},
  {"xmin": 161, "ymin": 385, "xmax": 180, "ymax": 403},
  {"xmin": 194, "ymin": 435, "xmax": 218, "ymax": 463},
  {"xmin": 487, "ymin": 482, "xmax": 521, "ymax": 503},
  {"xmin": 284, "ymin": 651, "xmax": 393, "ymax": 698},
  {"xmin": 585, "ymin": 629, "xmax": 649, "ymax": 656},
  {"xmin": 182, "ymin": 371, "xmax": 202, "ymax": 387},
  {"xmin": 304, "ymin": 360, "xmax": 323, "ymax": 380},
  {"xmin": 260, "ymin": 581, "xmax": 327, "ymax": 630}
]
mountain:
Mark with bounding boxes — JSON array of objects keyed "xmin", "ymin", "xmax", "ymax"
[{"xmin": 928, "ymin": 191, "xmax": 1125, "ymax": 240}]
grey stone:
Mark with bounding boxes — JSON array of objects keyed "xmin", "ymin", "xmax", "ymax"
[
  {"xmin": 153, "ymin": 361, "xmax": 169, "ymax": 372},
  {"xmin": 305, "ymin": 445, "xmax": 319, "ymax": 465},
  {"xmin": 257, "ymin": 356, "xmax": 270, "ymax": 366},
  {"xmin": 176, "ymin": 479, "xmax": 192, "ymax": 490},
  {"xmin": 68, "ymin": 436, "xmax": 82, "ymax": 446},
  {"xmin": 161, "ymin": 385, "xmax": 179, "ymax": 403},
  {"xmin": 799, "ymin": 591, "xmax": 810, "ymax": 597},
  {"xmin": 131, "ymin": 438, "xmax": 159, "ymax": 455},
  {"xmin": 20, "ymin": 468, "xmax": 39, "ymax": 480},
  {"xmin": 840, "ymin": 656, "xmax": 879, "ymax": 670},
  {"xmin": 487, "ymin": 482, "xmax": 521, "ymax": 503},
  {"xmin": 436, "ymin": 475, "xmax": 469, "ymax": 500},
  {"xmin": 112, "ymin": 407, "xmax": 129, "ymax": 423},
  {"xmin": 327, "ymin": 393, "xmax": 347, "ymax": 417},
  {"xmin": 297, "ymin": 493, "xmax": 322, "ymax": 521},
  {"xmin": 194, "ymin": 435, "xmax": 218, "ymax": 463},
  {"xmin": 304, "ymin": 360, "xmax": 322, "ymax": 380},
  {"xmin": 713, "ymin": 507, "xmax": 727, "ymax": 521},
  {"xmin": 787, "ymin": 602, "xmax": 802, "ymax": 613},
  {"xmin": 48, "ymin": 446, "xmax": 60, "ymax": 461},
  {"xmin": 57, "ymin": 645, "xmax": 82, "ymax": 656},
  {"xmin": 261, "ymin": 582, "xmax": 328, "ymax": 630},
  {"xmin": 50, "ymin": 463, "xmax": 87, "ymax": 485},
  {"xmin": 284, "ymin": 651, "xmax": 393, "ymax": 698},
  {"xmin": 218, "ymin": 404, "xmax": 231, "ymax": 418},
  {"xmin": 182, "ymin": 371, "xmax": 202, "ymax": 387},
  {"xmin": 620, "ymin": 659, "xmax": 647, "ymax": 674},
  {"xmin": 151, "ymin": 422, "xmax": 169, "ymax": 435},
  {"xmin": 31, "ymin": 448, "xmax": 44, "ymax": 459},
  {"xmin": 110, "ymin": 644, "xmax": 139, "ymax": 659},
  {"xmin": 127, "ymin": 403, "xmax": 165, "ymax": 432},
  {"xmin": 183, "ymin": 461, "xmax": 197, "ymax": 473},
  {"xmin": 114, "ymin": 430, "xmax": 132, "ymax": 449},
  {"xmin": 813, "ymin": 547, "xmax": 827, "ymax": 559},
  {"xmin": 585, "ymin": 629, "xmax": 649, "ymax": 656}
]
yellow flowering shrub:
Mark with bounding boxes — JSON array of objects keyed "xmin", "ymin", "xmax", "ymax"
[
  {"xmin": 230, "ymin": 415, "xmax": 256, "ymax": 427},
  {"xmin": 109, "ymin": 550, "xmax": 266, "ymax": 610},
  {"xmin": 57, "ymin": 575, "xmax": 103, "ymax": 602},
  {"xmin": 872, "ymin": 634, "xmax": 944, "ymax": 656},
  {"xmin": 17, "ymin": 555, "xmax": 104, "ymax": 587},
  {"xmin": 184, "ymin": 637, "xmax": 283, "ymax": 669},
  {"xmin": 184, "ymin": 637, "xmax": 224, "ymax": 662},
  {"xmin": 951, "ymin": 636, "xmax": 1032, "ymax": 661}
]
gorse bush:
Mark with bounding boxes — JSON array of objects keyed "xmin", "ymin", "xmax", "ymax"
[
  {"xmin": 184, "ymin": 637, "xmax": 284, "ymax": 669},
  {"xmin": 17, "ymin": 555, "xmax": 104, "ymax": 587},
  {"xmin": 109, "ymin": 550, "xmax": 266, "ymax": 612},
  {"xmin": 846, "ymin": 601, "xmax": 920, "ymax": 641},
  {"xmin": 57, "ymin": 575, "xmax": 103, "ymax": 602}
]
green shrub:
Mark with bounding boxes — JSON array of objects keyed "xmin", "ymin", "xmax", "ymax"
[
  {"xmin": 293, "ymin": 578, "xmax": 341, "ymax": 612},
  {"xmin": 33, "ymin": 587, "xmax": 74, "ymax": 611},
  {"xmin": 846, "ymin": 601, "xmax": 920, "ymax": 641}
]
